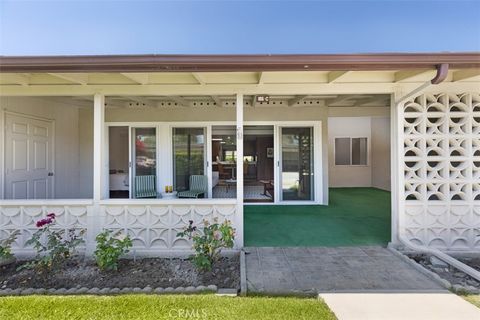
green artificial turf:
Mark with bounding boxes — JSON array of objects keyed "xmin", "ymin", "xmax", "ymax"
[
  {"xmin": 245, "ymin": 187, "xmax": 391, "ymax": 247},
  {"xmin": 0, "ymin": 294, "xmax": 336, "ymax": 320}
]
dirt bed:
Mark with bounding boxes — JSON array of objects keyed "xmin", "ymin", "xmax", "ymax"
[
  {"xmin": 410, "ymin": 254, "xmax": 480, "ymax": 289},
  {"xmin": 0, "ymin": 256, "xmax": 239, "ymax": 290}
]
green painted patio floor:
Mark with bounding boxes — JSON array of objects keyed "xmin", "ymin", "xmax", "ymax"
[{"xmin": 244, "ymin": 187, "xmax": 391, "ymax": 247}]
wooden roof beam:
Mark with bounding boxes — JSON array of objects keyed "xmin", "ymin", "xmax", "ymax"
[
  {"xmin": 452, "ymin": 69, "xmax": 480, "ymax": 82},
  {"xmin": 210, "ymin": 96, "xmax": 222, "ymax": 106},
  {"xmin": 48, "ymin": 73, "xmax": 88, "ymax": 85},
  {"xmin": 0, "ymin": 73, "xmax": 30, "ymax": 86},
  {"xmin": 394, "ymin": 69, "xmax": 431, "ymax": 82},
  {"xmin": 257, "ymin": 72, "xmax": 265, "ymax": 85},
  {"xmin": 192, "ymin": 73, "xmax": 206, "ymax": 85},
  {"xmin": 327, "ymin": 71, "xmax": 350, "ymax": 83},
  {"xmin": 352, "ymin": 96, "xmax": 390, "ymax": 107},
  {"xmin": 168, "ymin": 96, "xmax": 190, "ymax": 106},
  {"xmin": 288, "ymin": 95, "xmax": 308, "ymax": 107},
  {"xmin": 120, "ymin": 73, "xmax": 149, "ymax": 85}
]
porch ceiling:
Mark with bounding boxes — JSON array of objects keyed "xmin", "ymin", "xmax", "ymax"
[
  {"xmin": 40, "ymin": 94, "xmax": 392, "ymax": 109},
  {"xmin": 1, "ymin": 69, "xmax": 480, "ymax": 88}
]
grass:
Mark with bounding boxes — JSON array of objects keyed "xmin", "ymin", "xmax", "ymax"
[
  {"xmin": 463, "ymin": 295, "xmax": 480, "ymax": 309},
  {"xmin": 0, "ymin": 294, "xmax": 337, "ymax": 320},
  {"xmin": 245, "ymin": 187, "xmax": 391, "ymax": 247}
]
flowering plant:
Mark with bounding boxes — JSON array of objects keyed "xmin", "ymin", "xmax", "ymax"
[
  {"xmin": 0, "ymin": 230, "xmax": 20, "ymax": 260},
  {"xmin": 177, "ymin": 218, "xmax": 235, "ymax": 271},
  {"xmin": 19, "ymin": 213, "xmax": 85, "ymax": 272},
  {"xmin": 94, "ymin": 229, "xmax": 132, "ymax": 271}
]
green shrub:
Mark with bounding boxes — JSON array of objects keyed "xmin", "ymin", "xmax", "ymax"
[
  {"xmin": 177, "ymin": 218, "xmax": 235, "ymax": 271},
  {"xmin": 94, "ymin": 230, "xmax": 132, "ymax": 271},
  {"xmin": 0, "ymin": 230, "xmax": 20, "ymax": 260},
  {"xmin": 19, "ymin": 213, "xmax": 85, "ymax": 272}
]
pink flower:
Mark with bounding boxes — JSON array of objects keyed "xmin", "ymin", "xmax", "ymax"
[{"xmin": 35, "ymin": 214, "xmax": 55, "ymax": 228}]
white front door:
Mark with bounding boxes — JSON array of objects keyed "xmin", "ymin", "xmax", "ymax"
[{"xmin": 5, "ymin": 113, "xmax": 54, "ymax": 199}]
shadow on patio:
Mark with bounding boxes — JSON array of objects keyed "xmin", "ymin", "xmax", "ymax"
[{"xmin": 244, "ymin": 188, "xmax": 391, "ymax": 247}]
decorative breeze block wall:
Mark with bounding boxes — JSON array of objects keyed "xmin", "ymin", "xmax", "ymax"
[
  {"xmin": 0, "ymin": 202, "xmax": 238, "ymax": 257},
  {"xmin": 101, "ymin": 204, "xmax": 237, "ymax": 252},
  {"xmin": 403, "ymin": 93, "xmax": 480, "ymax": 250}
]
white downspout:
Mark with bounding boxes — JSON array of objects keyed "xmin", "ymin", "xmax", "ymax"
[{"xmin": 393, "ymin": 63, "xmax": 480, "ymax": 282}]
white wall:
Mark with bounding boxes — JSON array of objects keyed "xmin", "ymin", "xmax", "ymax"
[
  {"xmin": 371, "ymin": 117, "xmax": 391, "ymax": 191},
  {"xmin": 79, "ymin": 108, "xmax": 93, "ymax": 198},
  {"xmin": 328, "ymin": 117, "xmax": 372, "ymax": 187},
  {"xmin": 328, "ymin": 115, "xmax": 391, "ymax": 190},
  {"xmin": 1, "ymin": 97, "xmax": 92, "ymax": 199}
]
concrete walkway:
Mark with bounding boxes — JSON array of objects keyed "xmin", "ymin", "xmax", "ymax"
[
  {"xmin": 320, "ymin": 293, "xmax": 480, "ymax": 320},
  {"xmin": 246, "ymin": 246, "xmax": 480, "ymax": 318},
  {"xmin": 245, "ymin": 246, "xmax": 445, "ymax": 294}
]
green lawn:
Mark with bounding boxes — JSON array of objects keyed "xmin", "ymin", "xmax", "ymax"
[
  {"xmin": 245, "ymin": 187, "xmax": 391, "ymax": 247},
  {"xmin": 0, "ymin": 294, "xmax": 336, "ymax": 320},
  {"xmin": 464, "ymin": 295, "xmax": 480, "ymax": 309}
]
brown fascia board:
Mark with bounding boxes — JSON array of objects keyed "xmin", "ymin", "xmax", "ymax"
[{"xmin": 0, "ymin": 53, "xmax": 479, "ymax": 73}]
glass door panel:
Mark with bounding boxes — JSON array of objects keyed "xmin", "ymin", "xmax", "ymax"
[
  {"xmin": 132, "ymin": 127, "xmax": 157, "ymax": 198},
  {"xmin": 173, "ymin": 128, "xmax": 206, "ymax": 192},
  {"xmin": 281, "ymin": 127, "xmax": 314, "ymax": 201}
]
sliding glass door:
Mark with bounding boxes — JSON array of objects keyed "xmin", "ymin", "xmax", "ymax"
[
  {"xmin": 280, "ymin": 127, "xmax": 314, "ymax": 201},
  {"xmin": 132, "ymin": 127, "xmax": 157, "ymax": 198},
  {"xmin": 173, "ymin": 128, "xmax": 206, "ymax": 192}
]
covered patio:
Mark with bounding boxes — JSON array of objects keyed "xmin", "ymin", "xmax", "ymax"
[{"xmin": 245, "ymin": 188, "xmax": 391, "ymax": 247}]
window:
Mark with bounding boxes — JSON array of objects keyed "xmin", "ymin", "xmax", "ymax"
[{"xmin": 334, "ymin": 137, "xmax": 368, "ymax": 166}]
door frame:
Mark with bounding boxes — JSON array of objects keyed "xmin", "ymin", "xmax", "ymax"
[
  {"xmin": 105, "ymin": 120, "xmax": 323, "ymax": 204},
  {"xmin": 3, "ymin": 110, "xmax": 55, "ymax": 199}
]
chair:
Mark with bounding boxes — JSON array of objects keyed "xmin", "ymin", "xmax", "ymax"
[
  {"xmin": 217, "ymin": 163, "xmax": 230, "ymax": 179},
  {"xmin": 135, "ymin": 175, "xmax": 157, "ymax": 198},
  {"xmin": 177, "ymin": 175, "xmax": 208, "ymax": 198}
]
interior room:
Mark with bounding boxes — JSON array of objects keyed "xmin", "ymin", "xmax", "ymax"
[{"xmin": 211, "ymin": 125, "xmax": 274, "ymax": 202}]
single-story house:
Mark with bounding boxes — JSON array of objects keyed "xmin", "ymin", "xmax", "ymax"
[{"xmin": 0, "ymin": 53, "xmax": 479, "ymax": 256}]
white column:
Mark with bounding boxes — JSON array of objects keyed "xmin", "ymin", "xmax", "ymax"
[
  {"xmin": 93, "ymin": 93, "xmax": 105, "ymax": 201},
  {"xmin": 390, "ymin": 89, "xmax": 403, "ymax": 245},
  {"xmin": 235, "ymin": 93, "xmax": 244, "ymax": 248}
]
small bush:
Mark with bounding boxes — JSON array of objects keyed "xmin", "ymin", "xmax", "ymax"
[
  {"xmin": 94, "ymin": 230, "xmax": 132, "ymax": 271},
  {"xmin": 0, "ymin": 230, "xmax": 20, "ymax": 260},
  {"xmin": 19, "ymin": 213, "xmax": 85, "ymax": 272},
  {"xmin": 177, "ymin": 218, "xmax": 235, "ymax": 271}
]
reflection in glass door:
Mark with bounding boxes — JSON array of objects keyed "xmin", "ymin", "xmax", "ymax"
[
  {"xmin": 132, "ymin": 128, "xmax": 157, "ymax": 198},
  {"xmin": 281, "ymin": 127, "xmax": 314, "ymax": 201},
  {"xmin": 173, "ymin": 128, "xmax": 206, "ymax": 192}
]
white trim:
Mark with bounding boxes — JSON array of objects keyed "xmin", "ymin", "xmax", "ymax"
[
  {"xmin": 235, "ymin": 93, "xmax": 244, "ymax": 247},
  {"xmin": 0, "ymin": 199, "xmax": 94, "ymax": 205},
  {"xmin": 93, "ymin": 93, "xmax": 105, "ymax": 201},
  {"xmin": 99, "ymin": 198, "xmax": 236, "ymax": 205}
]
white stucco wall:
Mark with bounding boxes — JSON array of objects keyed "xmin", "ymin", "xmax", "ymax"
[
  {"xmin": 78, "ymin": 107, "xmax": 93, "ymax": 198},
  {"xmin": 0, "ymin": 97, "xmax": 92, "ymax": 199},
  {"xmin": 328, "ymin": 117, "xmax": 372, "ymax": 187},
  {"xmin": 327, "ymin": 114, "xmax": 391, "ymax": 190},
  {"xmin": 371, "ymin": 117, "xmax": 391, "ymax": 191}
]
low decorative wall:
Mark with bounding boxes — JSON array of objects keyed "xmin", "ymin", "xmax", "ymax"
[{"xmin": 0, "ymin": 199, "xmax": 238, "ymax": 257}]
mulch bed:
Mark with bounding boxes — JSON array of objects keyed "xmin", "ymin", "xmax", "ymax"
[
  {"xmin": 0, "ymin": 255, "xmax": 239, "ymax": 290},
  {"xmin": 409, "ymin": 254, "xmax": 480, "ymax": 289}
]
